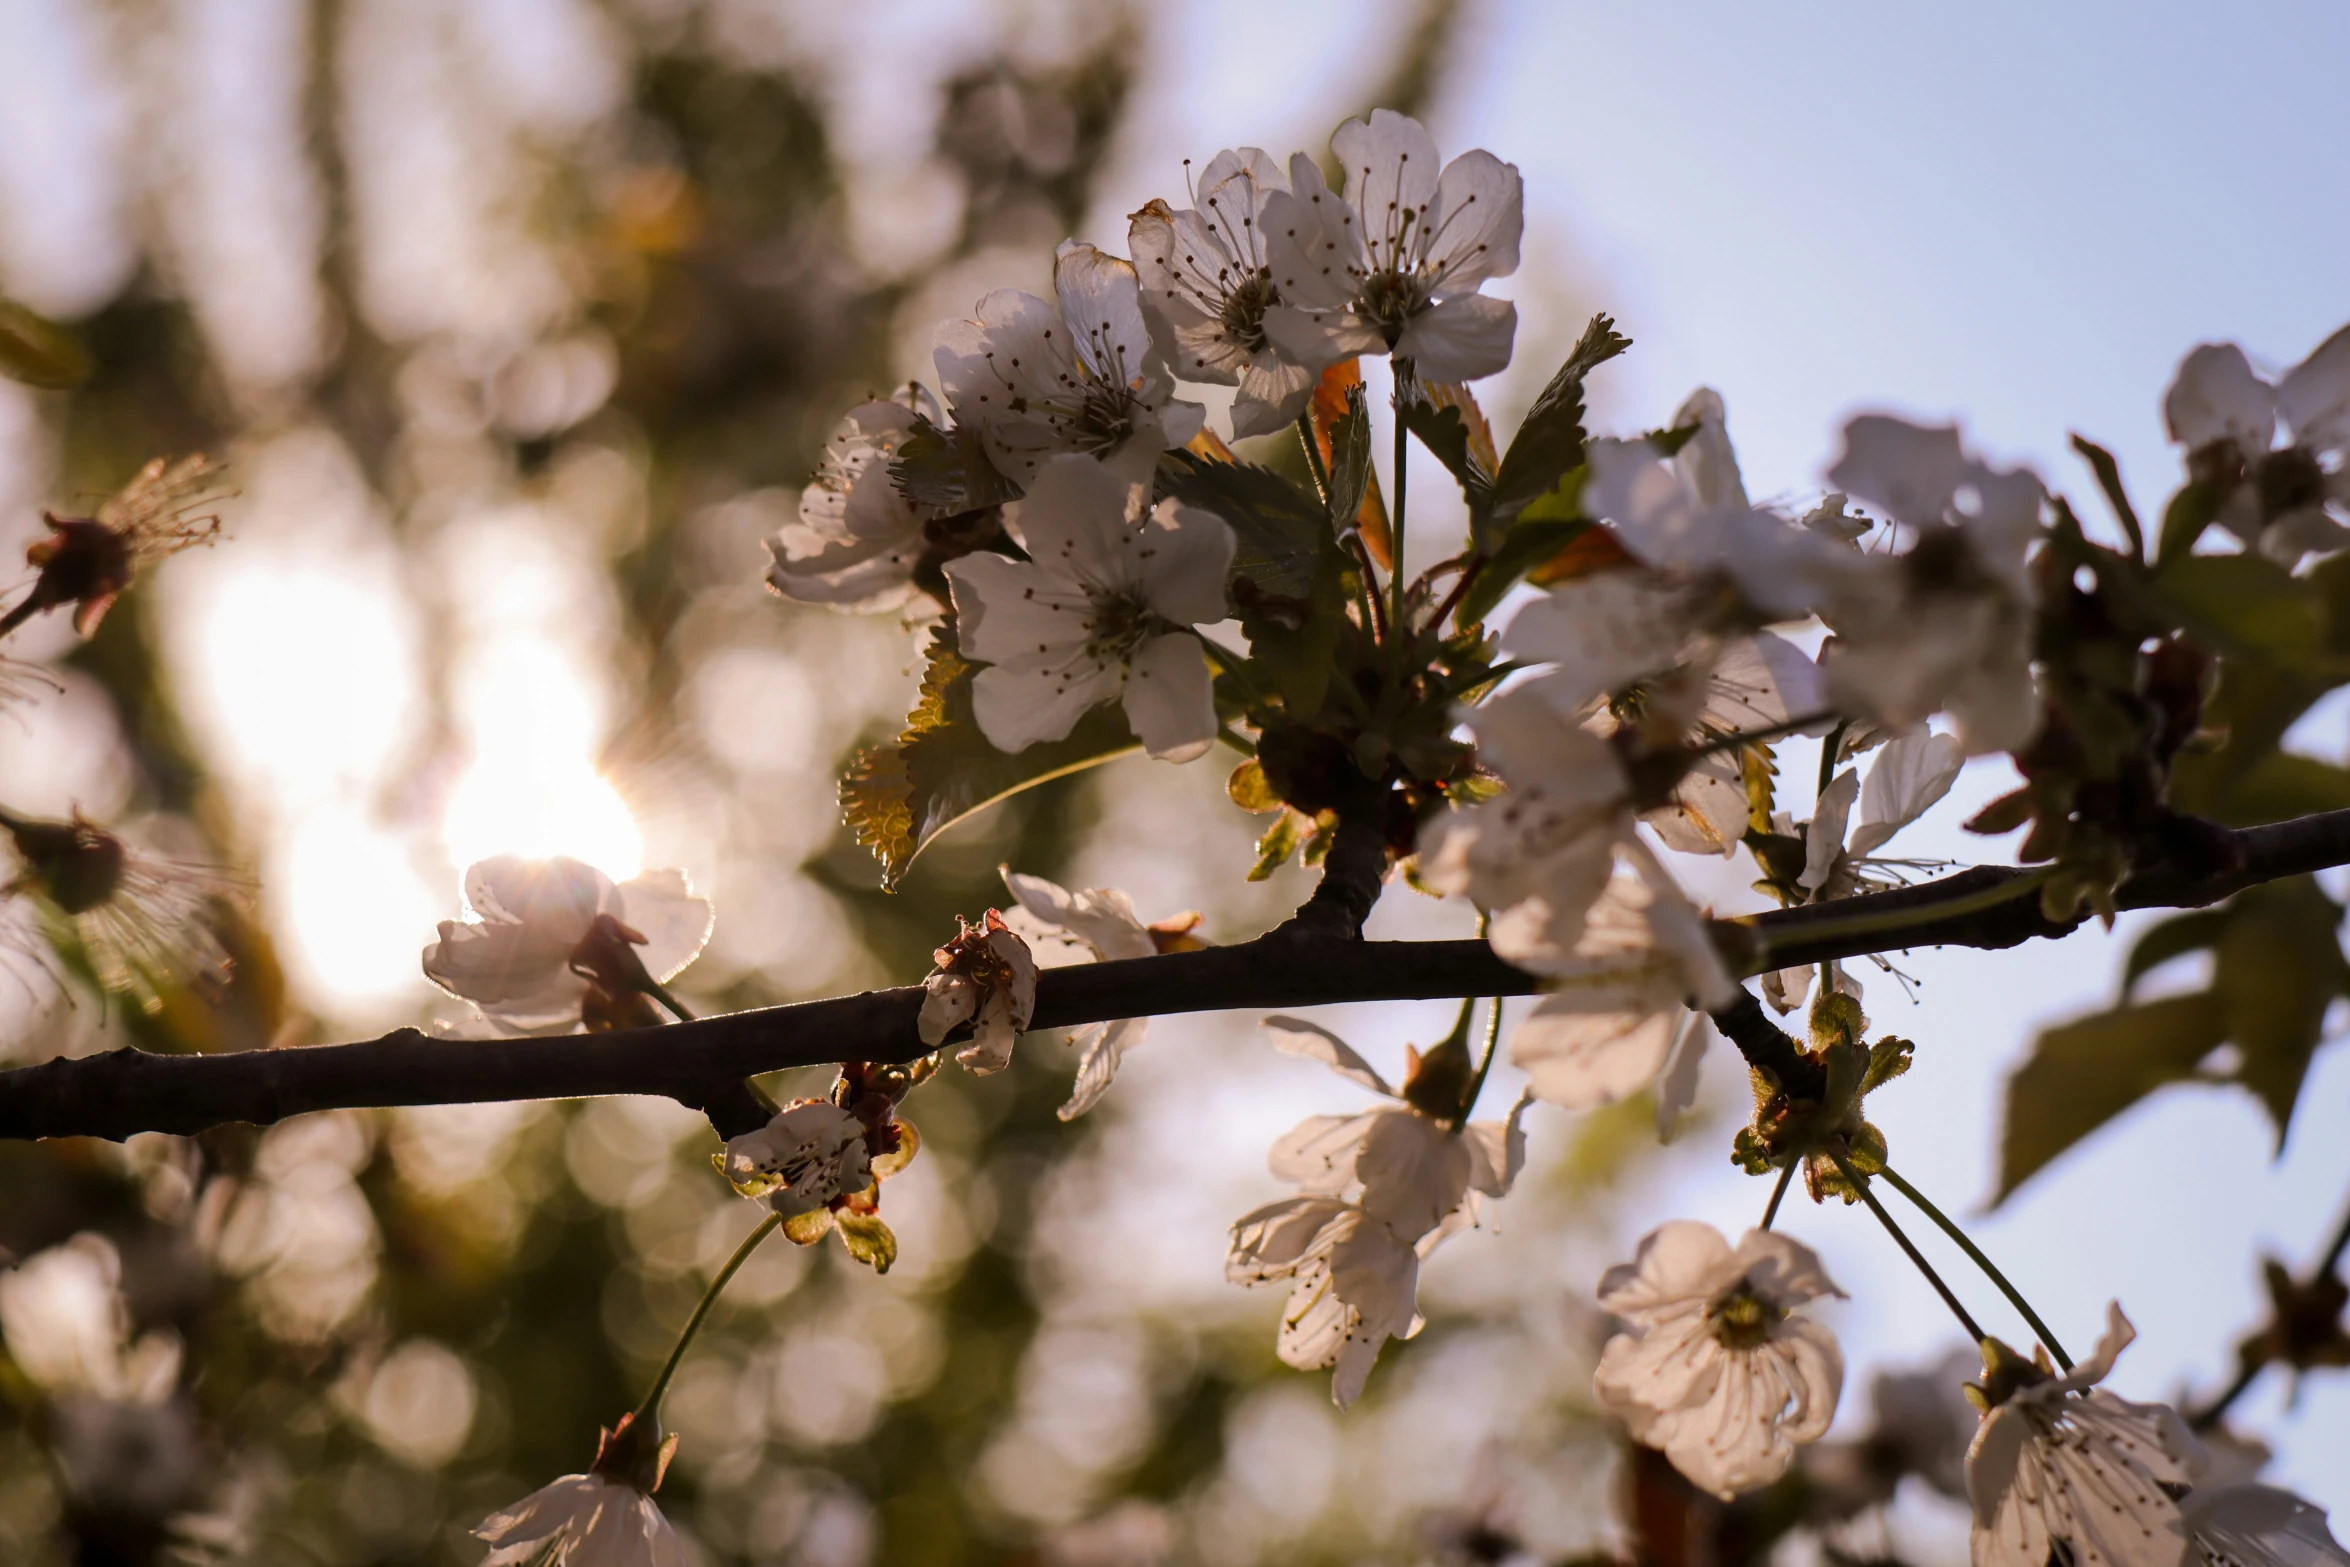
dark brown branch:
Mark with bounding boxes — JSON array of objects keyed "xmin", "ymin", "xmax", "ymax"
[{"xmin": 6, "ymin": 806, "xmax": 2350, "ymax": 1144}]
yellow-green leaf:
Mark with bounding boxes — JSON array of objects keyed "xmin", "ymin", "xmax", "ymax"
[
  {"xmin": 837, "ymin": 1212, "xmax": 897, "ymax": 1273},
  {"xmin": 1998, "ymin": 992, "xmax": 2228, "ymax": 1201}
]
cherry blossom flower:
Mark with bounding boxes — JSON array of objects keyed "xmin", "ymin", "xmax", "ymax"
[
  {"xmin": 943, "ymin": 453, "xmax": 1233, "ymax": 761},
  {"xmin": 999, "ymin": 868, "xmax": 1206, "ymax": 1119},
  {"xmin": 1819, "ymin": 415, "xmax": 2046, "ymax": 755},
  {"xmin": 767, "ymin": 388, "xmax": 961, "ymax": 611},
  {"xmin": 1593, "ymin": 1220, "xmax": 1845, "ymax": 1498},
  {"xmin": 720, "ymin": 1100, "xmax": 874, "ymax": 1218},
  {"xmin": 1261, "ymin": 110, "xmax": 1522, "ymax": 383},
  {"xmin": 0, "ymin": 808, "xmax": 242, "ymax": 1005},
  {"xmin": 934, "ymin": 241, "xmax": 1204, "ymax": 488},
  {"xmin": 2181, "ymin": 1483, "xmax": 2350, "ymax": 1567},
  {"xmin": 1417, "ymin": 680, "xmax": 1638, "ymax": 949},
  {"xmin": 1259, "ymin": 1015, "xmax": 1529, "ymax": 1241},
  {"xmin": 474, "ymin": 1473, "xmax": 686, "ymax": 1567},
  {"xmin": 1130, "ymin": 149, "xmax": 1319, "ymax": 438},
  {"xmin": 2164, "ymin": 325, "xmax": 2350, "ymax": 564},
  {"xmin": 0, "ymin": 455, "xmax": 227, "ymax": 639},
  {"xmin": 919, "ymin": 909, "xmax": 1038, "ymax": 1073},
  {"xmin": 1225, "ymin": 1194, "xmax": 1423, "ymax": 1408},
  {"xmin": 423, "ymin": 856, "xmax": 712, "ymax": 1037},
  {"xmin": 1499, "ymin": 849, "xmax": 1740, "ymax": 1113},
  {"xmin": 1966, "ymin": 1303, "xmax": 2204, "ymax": 1567}
]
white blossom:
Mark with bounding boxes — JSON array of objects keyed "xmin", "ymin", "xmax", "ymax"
[
  {"xmin": 1130, "ymin": 149, "xmax": 1319, "ymax": 438},
  {"xmin": 423, "ymin": 856, "xmax": 712, "ymax": 1037},
  {"xmin": 0, "ymin": 1234, "xmax": 180, "ymax": 1404},
  {"xmin": 766, "ymin": 389, "xmax": 941, "ymax": 611},
  {"xmin": 1225, "ymin": 1194, "xmax": 1423, "ymax": 1408},
  {"xmin": 1260, "ymin": 110, "xmax": 1522, "ymax": 383},
  {"xmin": 2182, "ymin": 1483, "xmax": 2350, "ymax": 1567},
  {"xmin": 2163, "ymin": 326, "xmax": 2350, "ymax": 564},
  {"xmin": 934, "ymin": 241, "xmax": 1205, "ymax": 488},
  {"xmin": 1637, "ymin": 633, "xmax": 1828, "ymax": 859},
  {"xmin": 918, "ymin": 910, "xmax": 1038, "ymax": 1074},
  {"xmin": 720, "ymin": 1101, "xmax": 874, "ymax": 1218},
  {"xmin": 474, "ymin": 1474, "xmax": 687, "ymax": 1567},
  {"xmin": 1000, "ymin": 868, "xmax": 1203, "ymax": 1119},
  {"xmin": 1500, "ymin": 848, "xmax": 1740, "ymax": 1112},
  {"xmin": 1594, "ymin": 1221, "xmax": 1845, "ymax": 1499},
  {"xmin": 1260, "ymin": 1015, "xmax": 1529, "ymax": 1242},
  {"xmin": 944, "ymin": 454, "xmax": 1234, "ymax": 761},
  {"xmin": 1966, "ymin": 1303, "xmax": 2204, "ymax": 1567},
  {"xmin": 1819, "ymin": 415, "xmax": 2046, "ymax": 755}
]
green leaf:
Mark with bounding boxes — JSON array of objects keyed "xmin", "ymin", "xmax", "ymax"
[
  {"xmin": 2149, "ymin": 550, "xmax": 2328, "ymax": 666},
  {"xmin": 2120, "ymin": 908, "xmax": 2231, "ymax": 995},
  {"xmin": 2156, "ymin": 478, "xmax": 2225, "ymax": 565},
  {"xmin": 2069, "ymin": 433, "xmax": 2144, "ymax": 562},
  {"xmin": 836, "ymin": 1212, "xmax": 899, "ymax": 1273},
  {"xmin": 1400, "ymin": 382, "xmax": 1495, "ymax": 537},
  {"xmin": 1248, "ymin": 809, "xmax": 1306, "ymax": 881},
  {"xmin": 0, "ymin": 300, "xmax": 91, "ymax": 390},
  {"xmin": 1162, "ymin": 453, "xmax": 1329, "ymax": 600},
  {"xmin": 889, "ymin": 417, "xmax": 1019, "ymax": 513},
  {"xmin": 1998, "ymin": 991, "xmax": 2228, "ymax": 1200},
  {"xmin": 2212, "ymin": 877, "xmax": 2345, "ymax": 1140},
  {"xmin": 1453, "ymin": 516, "xmax": 1591, "ymax": 629},
  {"xmin": 1490, "ymin": 312, "xmax": 1629, "ymax": 524},
  {"xmin": 2211, "ymin": 750, "xmax": 2350, "ymax": 826},
  {"xmin": 1239, "ymin": 539, "xmax": 1350, "ymax": 720},
  {"xmin": 1325, "ymin": 383, "xmax": 1374, "ymax": 534},
  {"xmin": 842, "ymin": 633, "xmax": 1139, "ymax": 888}
]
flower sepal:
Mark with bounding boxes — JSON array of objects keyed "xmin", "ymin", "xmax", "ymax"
[
  {"xmin": 587, "ymin": 1410, "xmax": 678, "ymax": 1497},
  {"xmin": 1964, "ymin": 1335, "xmax": 2054, "ymax": 1414}
]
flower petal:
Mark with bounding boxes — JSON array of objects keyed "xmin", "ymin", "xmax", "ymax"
[
  {"xmin": 1134, "ymin": 501, "xmax": 1234, "ymax": 626},
  {"xmin": 1262, "ymin": 1015, "xmax": 1397, "ymax": 1097},
  {"xmin": 1121, "ymin": 632, "xmax": 1217, "ymax": 762},
  {"xmin": 1395, "ymin": 292, "xmax": 1517, "ymax": 384}
]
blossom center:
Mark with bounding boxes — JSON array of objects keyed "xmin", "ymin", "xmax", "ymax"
[
  {"xmin": 1074, "ymin": 380, "xmax": 1139, "ymax": 455},
  {"xmin": 1217, "ymin": 269, "xmax": 1274, "ymax": 352},
  {"xmin": 1705, "ymin": 1282, "xmax": 1785, "ymax": 1350},
  {"xmin": 1083, "ymin": 592, "xmax": 1154, "ymax": 665}
]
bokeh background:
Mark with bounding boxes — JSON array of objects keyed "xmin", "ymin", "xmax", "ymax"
[{"xmin": 0, "ymin": 0, "xmax": 2344, "ymax": 1562}]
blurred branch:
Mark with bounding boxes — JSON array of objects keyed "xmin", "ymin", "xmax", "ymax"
[{"xmin": 6, "ymin": 805, "xmax": 2350, "ymax": 1143}]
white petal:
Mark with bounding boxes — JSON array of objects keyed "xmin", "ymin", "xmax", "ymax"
[
  {"xmin": 613, "ymin": 868, "xmax": 713, "ymax": 983},
  {"xmin": 1058, "ymin": 1014, "xmax": 1148, "ymax": 1120},
  {"xmin": 917, "ymin": 972, "xmax": 977, "ymax": 1048},
  {"xmin": 1121, "ymin": 632, "xmax": 1217, "ymax": 762},
  {"xmin": 1597, "ymin": 1219, "xmax": 1736, "ymax": 1316},
  {"xmin": 1262, "ymin": 1014, "xmax": 1398, "ymax": 1097},
  {"xmin": 2165, "ymin": 342, "xmax": 2278, "ymax": 454},
  {"xmin": 1425, "ymin": 148, "xmax": 1522, "ymax": 286},
  {"xmin": 1267, "ymin": 1110, "xmax": 1382, "ymax": 1193},
  {"xmin": 1511, "ymin": 994, "xmax": 1678, "ymax": 1110},
  {"xmin": 2279, "ymin": 322, "xmax": 2350, "ymax": 453},
  {"xmin": 1395, "ymin": 292, "xmax": 1517, "ymax": 384},
  {"xmin": 464, "ymin": 854, "xmax": 613, "ymax": 940},
  {"xmin": 1500, "ymin": 571, "xmax": 1701, "ymax": 712},
  {"xmin": 1054, "ymin": 240, "xmax": 1159, "ymax": 391},
  {"xmin": 1828, "ymin": 415, "xmax": 1968, "ymax": 527},
  {"xmin": 1134, "ymin": 501, "xmax": 1234, "ymax": 625},
  {"xmin": 1352, "ymin": 1109, "xmax": 1472, "ymax": 1240},
  {"xmin": 1332, "ymin": 109, "xmax": 1440, "ymax": 237},
  {"xmin": 1672, "ymin": 388, "xmax": 1748, "ymax": 511},
  {"xmin": 1005, "ymin": 453, "xmax": 1141, "ymax": 596},
  {"xmin": 421, "ymin": 919, "xmax": 578, "ymax": 1015},
  {"xmin": 1654, "ymin": 1012, "xmax": 1712, "ymax": 1141},
  {"xmin": 1230, "ymin": 354, "xmax": 1320, "ymax": 439},
  {"xmin": 970, "ymin": 660, "xmax": 1123, "ymax": 754},
  {"xmin": 1225, "ymin": 1194, "xmax": 1350, "ymax": 1284},
  {"xmin": 943, "ymin": 550, "xmax": 1085, "ymax": 666},
  {"xmin": 1848, "ymin": 728, "xmax": 1964, "ymax": 857},
  {"xmin": 1464, "ymin": 1090, "xmax": 1532, "ymax": 1197},
  {"xmin": 1801, "ymin": 769, "xmax": 1860, "ymax": 891}
]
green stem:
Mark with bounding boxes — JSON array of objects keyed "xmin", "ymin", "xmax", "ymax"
[
  {"xmin": 1458, "ymin": 995, "xmax": 1505, "ymax": 1122},
  {"xmin": 632, "ymin": 1211, "xmax": 782, "ymax": 1427},
  {"xmin": 1829, "ymin": 1149, "xmax": 1987, "ymax": 1345},
  {"xmin": 1295, "ymin": 410, "xmax": 1332, "ymax": 505},
  {"xmin": 1817, "ymin": 720, "xmax": 1849, "ymax": 799},
  {"xmin": 1760, "ymin": 1158, "xmax": 1798, "ymax": 1230},
  {"xmin": 1878, "ymin": 1164, "xmax": 2071, "ymax": 1370},
  {"xmin": 1746, "ymin": 866, "xmax": 2055, "ymax": 971},
  {"xmin": 1389, "ymin": 358, "xmax": 1412, "ymax": 651},
  {"xmin": 1214, "ymin": 726, "xmax": 1257, "ymax": 758}
]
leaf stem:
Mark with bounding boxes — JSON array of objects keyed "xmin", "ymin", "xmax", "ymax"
[
  {"xmin": 1296, "ymin": 410, "xmax": 1331, "ymax": 505},
  {"xmin": 631, "ymin": 1210, "xmax": 781, "ymax": 1427},
  {"xmin": 1760, "ymin": 1158, "xmax": 1798, "ymax": 1231},
  {"xmin": 647, "ymin": 981, "xmax": 695, "ymax": 1024},
  {"xmin": 1817, "ymin": 720, "xmax": 1849, "ymax": 800},
  {"xmin": 1390, "ymin": 358, "xmax": 1413, "ymax": 650},
  {"xmin": 1878, "ymin": 1163, "xmax": 2071, "ymax": 1370},
  {"xmin": 1829, "ymin": 1148, "xmax": 1987, "ymax": 1345},
  {"xmin": 1459, "ymin": 995, "xmax": 1505, "ymax": 1122}
]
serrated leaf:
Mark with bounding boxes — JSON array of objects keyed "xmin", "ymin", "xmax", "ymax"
[
  {"xmin": 1998, "ymin": 992, "xmax": 2228, "ymax": 1200},
  {"xmin": 1326, "ymin": 384, "xmax": 1373, "ymax": 534},
  {"xmin": 1312, "ymin": 361, "xmax": 1391, "ymax": 567},
  {"xmin": 1490, "ymin": 312, "xmax": 1629, "ymax": 523},
  {"xmin": 841, "ymin": 633, "xmax": 1139, "ymax": 888},
  {"xmin": 1401, "ymin": 382, "xmax": 1495, "ymax": 540},
  {"xmin": 0, "ymin": 300, "xmax": 91, "ymax": 390},
  {"xmin": 1249, "ymin": 810, "xmax": 1305, "ymax": 880},
  {"xmin": 1162, "ymin": 453, "xmax": 1327, "ymax": 600},
  {"xmin": 2120, "ymin": 908, "xmax": 2231, "ymax": 994},
  {"xmin": 890, "ymin": 417, "xmax": 1019, "ymax": 513},
  {"xmin": 836, "ymin": 1212, "xmax": 898, "ymax": 1273},
  {"xmin": 2212, "ymin": 877, "xmax": 2345, "ymax": 1140},
  {"xmin": 2069, "ymin": 433, "xmax": 2145, "ymax": 562}
]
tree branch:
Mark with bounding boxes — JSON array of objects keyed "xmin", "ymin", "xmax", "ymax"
[{"xmin": 5, "ymin": 806, "xmax": 2348, "ymax": 1144}]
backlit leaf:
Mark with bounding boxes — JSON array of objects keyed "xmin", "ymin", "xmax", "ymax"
[{"xmin": 1998, "ymin": 991, "xmax": 2227, "ymax": 1200}]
